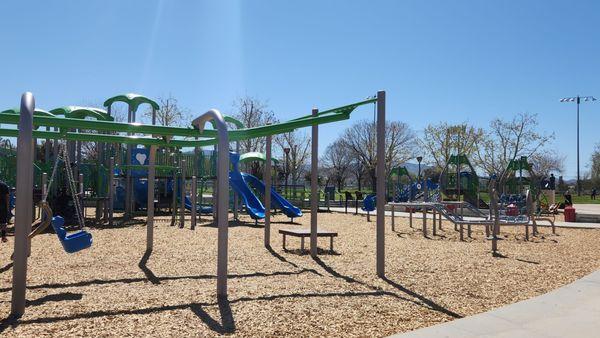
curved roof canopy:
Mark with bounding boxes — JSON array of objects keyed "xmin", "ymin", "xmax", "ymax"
[
  {"xmin": 103, "ymin": 93, "xmax": 159, "ymax": 112},
  {"xmin": 239, "ymin": 152, "xmax": 279, "ymax": 164},
  {"xmin": 207, "ymin": 115, "xmax": 245, "ymax": 130},
  {"xmin": 1, "ymin": 108, "xmax": 54, "ymax": 117},
  {"xmin": 50, "ymin": 106, "xmax": 113, "ymax": 121}
]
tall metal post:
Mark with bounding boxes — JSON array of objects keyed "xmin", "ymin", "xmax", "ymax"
[
  {"xmin": 171, "ymin": 162, "xmax": 177, "ymax": 227},
  {"xmin": 310, "ymin": 108, "xmax": 319, "ymax": 257},
  {"xmin": 180, "ymin": 159, "xmax": 186, "ymax": 228},
  {"xmin": 576, "ymin": 96, "xmax": 580, "ymax": 196},
  {"xmin": 125, "ymin": 106, "xmax": 133, "ymax": 219},
  {"xmin": 560, "ymin": 95, "xmax": 596, "ymax": 195},
  {"xmin": 11, "ymin": 92, "xmax": 35, "ymax": 318},
  {"xmin": 79, "ymin": 173, "xmax": 84, "ymax": 219},
  {"xmin": 376, "ymin": 91, "xmax": 386, "ymax": 277},
  {"xmin": 42, "ymin": 172, "xmax": 48, "ymax": 198},
  {"xmin": 265, "ymin": 131, "xmax": 272, "ymax": 247},
  {"xmin": 234, "ymin": 141, "xmax": 240, "ymax": 220},
  {"xmin": 108, "ymin": 157, "xmax": 114, "ymax": 227},
  {"xmin": 192, "ymin": 110, "xmax": 229, "ymax": 298},
  {"xmin": 191, "ymin": 176, "xmax": 197, "ymax": 230},
  {"xmin": 147, "ymin": 145, "xmax": 156, "ymax": 251}
]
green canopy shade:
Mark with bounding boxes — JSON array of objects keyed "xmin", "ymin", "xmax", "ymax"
[
  {"xmin": 239, "ymin": 152, "xmax": 279, "ymax": 164},
  {"xmin": 1, "ymin": 108, "xmax": 54, "ymax": 117},
  {"xmin": 50, "ymin": 106, "xmax": 113, "ymax": 121},
  {"xmin": 103, "ymin": 93, "xmax": 159, "ymax": 112},
  {"xmin": 208, "ymin": 115, "xmax": 245, "ymax": 130}
]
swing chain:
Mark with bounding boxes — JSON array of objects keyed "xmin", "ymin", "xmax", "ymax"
[{"xmin": 61, "ymin": 143, "xmax": 85, "ymax": 229}]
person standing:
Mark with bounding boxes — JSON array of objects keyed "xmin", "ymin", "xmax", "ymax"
[
  {"xmin": 549, "ymin": 173, "xmax": 556, "ymax": 190},
  {"xmin": 592, "ymin": 188, "xmax": 597, "ymax": 200},
  {"xmin": 0, "ymin": 180, "xmax": 9, "ymax": 242}
]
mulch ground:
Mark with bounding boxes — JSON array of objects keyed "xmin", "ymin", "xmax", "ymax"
[{"xmin": 1, "ymin": 211, "xmax": 599, "ymax": 337}]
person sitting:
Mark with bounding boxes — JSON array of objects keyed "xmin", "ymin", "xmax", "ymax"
[{"xmin": 564, "ymin": 190, "xmax": 573, "ymax": 206}]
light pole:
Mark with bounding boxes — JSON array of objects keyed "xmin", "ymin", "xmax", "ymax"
[
  {"xmin": 416, "ymin": 156, "xmax": 423, "ymax": 181},
  {"xmin": 560, "ymin": 95, "xmax": 596, "ymax": 196}
]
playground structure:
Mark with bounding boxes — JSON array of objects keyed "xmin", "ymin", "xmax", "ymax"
[
  {"xmin": 439, "ymin": 154, "xmax": 488, "ymax": 208},
  {"xmin": 2, "ymin": 91, "xmax": 387, "ymax": 319},
  {"xmin": 0, "ymin": 93, "xmax": 592, "ymax": 338},
  {"xmin": 388, "ymin": 174, "xmax": 556, "ymax": 253}
]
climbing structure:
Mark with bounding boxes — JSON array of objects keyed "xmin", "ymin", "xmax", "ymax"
[{"xmin": 439, "ymin": 154, "xmax": 487, "ymax": 208}]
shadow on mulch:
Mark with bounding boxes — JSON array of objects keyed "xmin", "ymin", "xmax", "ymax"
[
  {"xmin": 311, "ymin": 256, "xmax": 463, "ymax": 320},
  {"xmin": 26, "ymin": 292, "xmax": 83, "ymax": 307},
  {"xmin": 515, "ymin": 258, "xmax": 540, "ymax": 265},
  {"xmin": 191, "ymin": 297, "xmax": 235, "ymax": 334},
  {"xmin": 0, "ymin": 262, "xmax": 13, "ymax": 274},
  {"xmin": 203, "ymin": 219, "xmax": 263, "ymax": 229},
  {"xmin": 283, "ymin": 248, "xmax": 340, "ymax": 256},
  {"xmin": 271, "ymin": 220, "xmax": 302, "ymax": 225},
  {"xmin": 380, "ymin": 277, "xmax": 463, "ymax": 319}
]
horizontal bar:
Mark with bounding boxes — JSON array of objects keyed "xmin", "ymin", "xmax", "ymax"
[{"xmin": 0, "ymin": 97, "xmax": 374, "ymax": 146}]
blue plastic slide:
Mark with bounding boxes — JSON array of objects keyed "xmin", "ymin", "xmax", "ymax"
[
  {"xmin": 241, "ymin": 173, "xmax": 302, "ymax": 219},
  {"xmin": 229, "ymin": 152, "xmax": 265, "ymax": 220},
  {"xmin": 168, "ymin": 178, "xmax": 213, "ymax": 214},
  {"xmin": 229, "ymin": 170, "xmax": 266, "ymax": 220},
  {"xmin": 183, "ymin": 195, "xmax": 213, "ymax": 214}
]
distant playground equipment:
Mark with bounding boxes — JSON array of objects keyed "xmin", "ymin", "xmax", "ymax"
[
  {"xmin": 498, "ymin": 156, "xmax": 556, "ymax": 218},
  {"xmin": 439, "ymin": 154, "xmax": 488, "ymax": 208},
  {"xmin": 389, "ymin": 165, "xmax": 440, "ymax": 203},
  {"xmin": 388, "ymin": 173, "xmax": 556, "ymax": 254}
]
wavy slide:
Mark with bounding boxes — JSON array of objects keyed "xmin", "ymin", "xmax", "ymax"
[
  {"xmin": 241, "ymin": 173, "xmax": 302, "ymax": 219},
  {"xmin": 229, "ymin": 170, "xmax": 266, "ymax": 220}
]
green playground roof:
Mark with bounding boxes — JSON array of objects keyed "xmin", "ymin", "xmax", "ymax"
[
  {"xmin": 0, "ymin": 96, "xmax": 377, "ymax": 148},
  {"xmin": 50, "ymin": 106, "xmax": 113, "ymax": 121},
  {"xmin": 103, "ymin": 93, "xmax": 160, "ymax": 111},
  {"xmin": 239, "ymin": 152, "xmax": 279, "ymax": 164},
  {"xmin": 1, "ymin": 108, "xmax": 54, "ymax": 117}
]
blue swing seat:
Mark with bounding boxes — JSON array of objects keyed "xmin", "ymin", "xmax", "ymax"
[
  {"xmin": 362, "ymin": 194, "xmax": 376, "ymax": 212},
  {"xmin": 51, "ymin": 216, "xmax": 93, "ymax": 254}
]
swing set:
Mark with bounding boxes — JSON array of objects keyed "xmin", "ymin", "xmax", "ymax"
[{"xmin": 28, "ymin": 143, "xmax": 92, "ymax": 254}]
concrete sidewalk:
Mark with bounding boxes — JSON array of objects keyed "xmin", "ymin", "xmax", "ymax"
[
  {"xmin": 391, "ymin": 269, "xmax": 600, "ymax": 338},
  {"xmin": 328, "ymin": 207, "xmax": 600, "ymax": 230}
]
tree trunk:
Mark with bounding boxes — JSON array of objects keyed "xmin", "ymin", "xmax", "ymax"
[{"xmin": 371, "ymin": 168, "xmax": 377, "ymax": 192}]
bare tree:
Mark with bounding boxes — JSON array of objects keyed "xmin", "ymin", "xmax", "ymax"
[
  {"xmin": 348, "ymin": 158, "xmax": 366, "ymax": 191},
  {"xmin": 76, "ymin": 101, "xmax": 128, "ymax": 162},
  {"xmin": 588, "ymin": 143, "xmax": 600, "ymax": 187},
  {"xmin": 144, "ymin": 94, "xmax": 189, "ymax": 127},
  {"xmin": 232, "ymin": 96, "xmax": 277, "ymax": 153},
  {"xmin": 420, "ymin": 122, "xmax": 484, "ymax": 170},
  {"xmin": 322, "ymin": 139, "xmax": 351, "ymax": 191},
  {"xmin": 475, "ymin": 113, "xmax": 554, "ymax": 177},
  {"xmin": 530, "ymin": 151, "xmax": 564, "ymax": 177},
  {"xmin": 341, "ymin": 120, "xmax": 417, "ymax": 191},
  {"xmin": 275, "ymin": 130, "xmax": 311, "ymax": 187},
  {"xmin": 231, "ymin": 96, "xmax": 278, "ymax": 175}
]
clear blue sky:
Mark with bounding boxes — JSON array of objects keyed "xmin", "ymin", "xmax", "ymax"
[{"xmin": 1, "ymin": 0, "xmax": 598, "ymax": 179}]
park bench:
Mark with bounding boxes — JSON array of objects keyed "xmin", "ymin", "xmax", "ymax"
[{"xmin": 279, "ymin": 228, "xmax": 338, "ymax": 253}]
